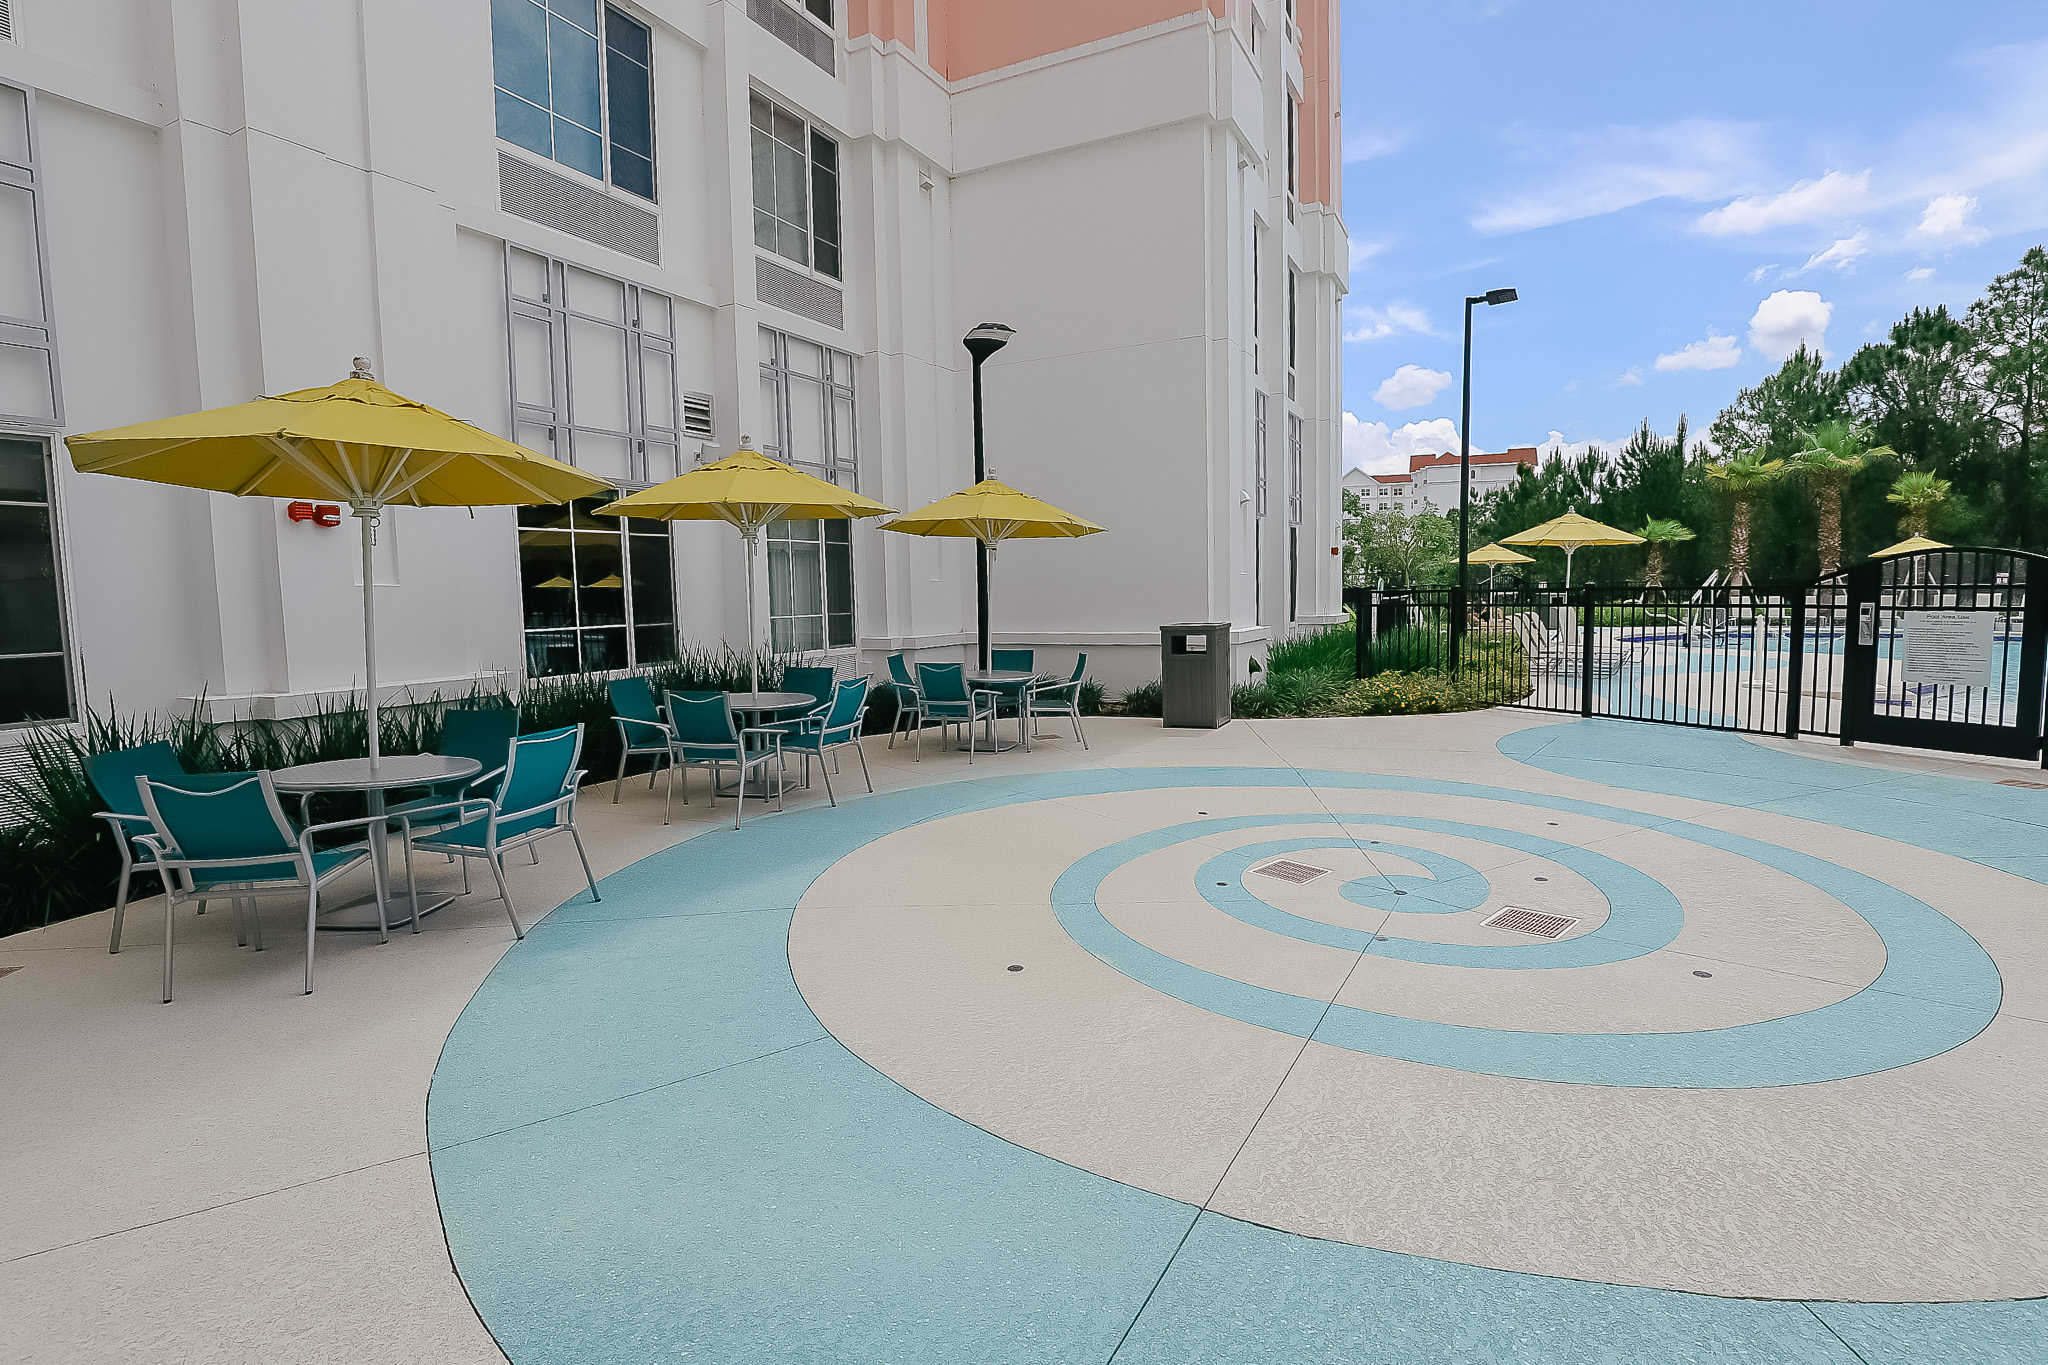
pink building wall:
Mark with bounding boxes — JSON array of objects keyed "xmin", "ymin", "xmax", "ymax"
[
  {"xmin": 1297, "ymin": 0, "xmax": 1339, "ymax": 209},
  {"xmin": 853, "ymin": 0, "xmax": 1224, "ymax": 81}
]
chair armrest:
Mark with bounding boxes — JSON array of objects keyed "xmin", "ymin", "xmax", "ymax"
[
  {"xmin": 131, "ymin": 831, "xmax": 171, "ymax": 861},
  {"xmin": 402, "ymin": 798, "xmax": 498, "ymax": 839},
  {"xmin": 96, "ymin": 811, "xmax": 156, "ymax": 852},
  {"xmin": 615, "ymin": 716, "xmax": 674, "ymax": 747},
  {"xmin": 463, "ymin": 765, "xmax": 508, "ymax": 794},
  {"xmin": 739, "ymin": 726, "xmax": 786, "ymax": 753}
]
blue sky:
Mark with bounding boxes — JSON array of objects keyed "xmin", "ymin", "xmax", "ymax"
[{"xmin": 1336, "ymin": 0, "xmax": 2048, "ymax": 473}]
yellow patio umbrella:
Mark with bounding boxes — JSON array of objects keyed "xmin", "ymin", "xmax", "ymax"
[
  {"xmin": 1466, "ymin": 541, "xmax": 1534, "ymax": 590},
  {"xmin": 1501, "ymin": 511, "xmax": 1644, "ymax": 589},
  {"xmin": 66, "ymin": 362, "xmax": 611, "ymax": 764},
  {"xmin": 594, "ymin": 446, "xmax": 893, "ymax": 695},
  {"xmin": 1871, "ymin": 535, "xmax": 1948, "ymax": 558},
  {"xmin": 534, "ymin": 574, "xmax": 576, "ymax": 590},
  {"xmin": 881, "ymin": 476, "xmax": 1104, "ymax": 669}
]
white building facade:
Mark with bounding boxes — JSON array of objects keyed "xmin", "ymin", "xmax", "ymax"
[
  {"xmin": 1343, "ymin": 446, "xmax": 1538, "ymax": 517},
  {"xmin": 0, "ymin": 0, "xmax": 1345, "ymax": 744}
]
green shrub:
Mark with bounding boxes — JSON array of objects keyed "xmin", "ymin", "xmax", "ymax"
[
  {"xmin": 1120, "ymin": 680, "xmax": 1162, "ymax": 717},
  {"xmin": 1363, "ymin": 625, "xmax": 1446, "ymax": 676}
]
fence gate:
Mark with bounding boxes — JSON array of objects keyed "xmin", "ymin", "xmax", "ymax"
[{"xmin": 1840, "ymin": 547, "xmax": 2048, "ymax": 764}]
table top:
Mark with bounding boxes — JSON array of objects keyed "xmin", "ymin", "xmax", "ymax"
[
  {"xmin": 966, "ymin": 670, "xmax": 1035, "ymax": 684},
  {"xmin": 726, "ymin": 691, "xmax": 816, "ymax": 712},
  {"xmin": 271, "ymin": 754, "xmax": 482, "ymax": 793}
]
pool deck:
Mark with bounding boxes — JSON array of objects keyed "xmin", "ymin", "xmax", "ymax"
[{"xmin": 3, "ymin": 712, "xmax": 2046, "ymax": 1363}]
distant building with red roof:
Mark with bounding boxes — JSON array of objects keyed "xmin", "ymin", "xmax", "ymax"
[{"xmin": 1342, "ymin": 446, "xmax": 1538, "ymax": 513}]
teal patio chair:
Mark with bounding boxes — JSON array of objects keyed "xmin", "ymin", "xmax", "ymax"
[
  {"xmin": 914, "ymin": 662, "xmax": 999, "ymax": 763},
  {"xmin": 1029, "ymin": 652, "xmax": 1091, "ymax": 749},
  {"xmin": 608, "ymin": 676, "xmax": 672, "ymax": 801},
  {"xmin": 86, "ymin": 741, "xmax": 192, "ymax": 952},
  {"xmin": 663, "ymin": 691, "xmax": 787, "ymax": 828},
  {"xmin": 782, "ymin": 676, "xmax": 873, "ymax": 806},
  {"xmin": 404, "ymin": 725, "xmax": 600, "ymax": 941},
  {"xmin": 987, "ymin": 647, "xmax": 1037, "ymax": 741},
  {"xmin": 773, "ymin": 665, "xmax": 839, "ymax": 784},
  {"xmin": 135, "ymin": 770, "xmax": 384, "ymax": 1001},
  {"xmin": 388, "ymin": 706, "xmax": 521, "ymax": 834},
  {"xmin": 990, "ymin": 648, "xmax": 1036, "ymax": 674},
  {"xmin": 885, "ymin": 652, "xmax": 924, "ymax": 749}
]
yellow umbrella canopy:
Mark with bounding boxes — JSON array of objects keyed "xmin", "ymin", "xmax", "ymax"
[
  {"xmin": 595, "ymin": 447, "xmax": 895, "ymax": 694},
  {"xmin": 66, "ymin": 365, "xmax": 611, "ymax": 764},
  {"xmin": 1465, "ymin": 541, "xmax": 1534, "ymax": 590},
  {"xmin": 882, "ymin": 477, "xmax": 1104, "ymax": 668},
  {"xmin": 1501, "ymin": 511, "xmax": 1644, "ymax": 588},
  {"xmin": 1871, "ymin": 535, "xmax": 1949, "ymax": 558}
]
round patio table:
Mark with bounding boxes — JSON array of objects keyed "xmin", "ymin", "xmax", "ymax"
[
  {"xmin": 272, "ymin": 754, "xmax": 481, "ymax": 931},
  {"xmin": 718, "ymin": 691, "xmax": 814, "ymax": 797},
  {"xmin": 964, "ymin": 669, "xmax": 1035, "ymax": 752}
]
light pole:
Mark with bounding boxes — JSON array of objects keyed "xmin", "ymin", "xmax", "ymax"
[
  {"xmin": 963, "ymin": 322, "xmax": 1015, "ymax": 671},
  {"xmin": 1453, "ymin": 286, "xmax": 1517, "ymax": 669}
]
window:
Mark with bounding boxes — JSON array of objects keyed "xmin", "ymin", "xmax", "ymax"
[
  {"xmin": 517, "ymin": 494, "xmax": 676, "ymax": 677},
  {"xmin": 751, "ymin": 93, "xmax": 841, "ymax": 280},
  {"xmin": 759, "ymin": 327, "xmax": 858, "ymax": 649},
  {"xmin": 506, "ymin": 246, "xmax": 682, "ymax": 487},
  {"xmin": 0, "ymin": 436, "xmax": 72, "ymax": 725},
  {"xmin": 1251, "ymin": 226, "xmax": 1263, "ymax": 374},
  {"xmin": 803, "ymin": 0, "xmax": 833, "ymax": 24},
  {"xmin": 1287, "ymin": 266, "xmax": 1298, "ymax": 376},
  {"xmin": 1285, "ymin": 92, "xmax": 1298, "ymax": 210},
  {"xmin": 1287, "ymin": 413, "xmax": 1304, "ymax": 527},
  {"xmin": 1254, "ymin": 390, "xmax": 1270, "ymax": 518},
  {"xmin": 0, "ymin": 82, "xmax": 59, "ymax": 428},
  {"xmin": 492, "ymin": 0, "xmax": 656, "ymax": 200}
]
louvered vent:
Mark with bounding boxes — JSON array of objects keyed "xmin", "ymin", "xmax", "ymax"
[
  {"xmin": 499, "ymin": 153, "xmax": 659, "ymax": 264},
  {"xmin": 746, "ymin": 0, "xmax": 835, "ymax": 74},
  {"xmin": 681, "ymin": 392, "xmax": 715, "ymax": 438},
  {"xmin": 0, "ymin": 744, "xmax": 37, "ymax": 826},
  {"xmin": 756, "ymin": 257, "xmax": 844, "ymax": 330},
  {"xmin": 0, "ymin": 2, "xmax": 13, "ymax": 43}
]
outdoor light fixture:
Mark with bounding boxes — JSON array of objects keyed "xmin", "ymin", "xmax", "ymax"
[
  {"xmin": 1453, "ymin": 286, "xmax": 1520, "ymax": 669},
  {"xmin": 963, "ymin": 322, "xmax": 1016, "ymax": 669}
]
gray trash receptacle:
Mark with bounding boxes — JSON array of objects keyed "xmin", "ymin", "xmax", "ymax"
[{"xmin": 1160, "ymin": 623, "xmax": 1232, "ymax": 728}]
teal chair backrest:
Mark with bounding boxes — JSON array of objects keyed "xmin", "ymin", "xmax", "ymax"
[
  {"xmin": 1065, "ymin": 652, "xmax": 1089, "ymax": 684},
  {"xmin": 887, "ymin": 653, "xmax": 917, "ymax": 690},
  {"xmin": 783, "ymin": 666, "xmax": 837, "ymax": 711},
  {"xmin": 916, "ymin": 663, "xmax": 969, "ymax": 705},
  {"xmin": 991, "ymin": 648, "xmax": 1035, "ymax": 673},
  {"xmin": 87, "ymin": 741, "xmax": 184, "ymax": 819},
  {"xmin": 608, "ymin": 676, "xmax": 662, "ymax": 726},
  {"xmin": 441, "ymin": 707, "xmax": 520, "ymax": 775},
  {"xmin": 138, "ymin": 772, "xmax": 295, "ymax": 863},
  {"xmin": 666, "ymin": 691, "xmax": 740, "ymax": 752},
  {"xmin": 821, "ymin": 676, "xmax": 869, "ymax": 735},
  {"xmin": 498, "ymin": 725, "xmax": 582, "ymax": 820}
]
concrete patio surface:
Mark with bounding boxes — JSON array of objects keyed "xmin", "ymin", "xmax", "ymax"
[{"xmin": 3, "ymin": 711, "xmax": 2046, "ymax": 1363}]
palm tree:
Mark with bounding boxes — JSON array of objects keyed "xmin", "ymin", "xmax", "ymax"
[
  {"xmin": 1705, "ymin": 452, "xmax": 1785, "ymax": 582},
  {"xmin": 1787, "ymin": 421, "xmax": 1894, "ymax": 574},
  {"xmin": 1887, "ymin": 470, "xmax": 1953, "ymax": 539},
  {"xmin": 1636, "ymin": 518, "xmax": 1695, "ymax": 589}
]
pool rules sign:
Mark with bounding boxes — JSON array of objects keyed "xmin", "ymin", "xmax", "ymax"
[{"xmin": 1900, "ymin": 610, "xmax": 1996, "ymax": 691}]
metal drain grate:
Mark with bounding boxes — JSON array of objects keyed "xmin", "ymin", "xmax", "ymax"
[
  {"xmin": 1251, "ymin": 858, "xmax": 1330, "ymax": 885},
  {"xmin": 1482, "ymin": 906, "xmax": 1580, "ymax": 939}
]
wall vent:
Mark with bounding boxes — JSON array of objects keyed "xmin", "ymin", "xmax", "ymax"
[
  {"xmin": 0, "ymin": 2, "xmax": 14, "ymax": 44},
  {"xmin": 499, "ymin": 153, "xmax": 659, "ymax": 265},
  {"xmin": 0, "ymin": 744, "xmax": 36, "ymax": 826},
  {"xmin": 747, "ymin": 0, "xmax": 835, "ymax": 74},
  {"xmin": 681, "ymin": 392, "xmax": 715, "ymax": 438},
  {"xmin": 756, "ymin": 257, "xmax": 844, "ymax": 330}
]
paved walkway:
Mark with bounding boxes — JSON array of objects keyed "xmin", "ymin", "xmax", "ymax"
[{"xmin": 4, "ymin": 713, "xmax": 2045, "ymax": 1362}]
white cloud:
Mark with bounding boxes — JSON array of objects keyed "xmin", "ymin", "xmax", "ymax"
[
  {"xmin": 1913, "ymin": 192, "xmax": 1987, "ymax": 244},
  {"xmin": 1343, "ymin": 414, "xmax": 1460, "ymax": 474},
  {"xmin": 1797, "ymin": 230, "xmax": 1870, "ymax": 273},
  {"xmin": 1904, "ymin": 266, "xmax": 1935, "ymax": 282},
  {"xmin": 1344, "ymin": 302, "xmax": 1437, "ymax": 343},
  {"xmin": 1695, "ymin": 170, "xmax": 1871, "ymax": 236},
  {"xmin": 1343, "ymin": 127, "xmax": 1407, "ymax": 165},
  {"xmin": 1349, "ymin": 239, "xmax": 1388, "ymax": 271},
  {"xmin": 1748, "ymin": 290, "xmax": 1832, "ymax": 362},
  {"xmin": 1655, "ymin": 333, "xmax": 1742, "ymax": 372},
  {"xmin": 1472, "ymin": 119, "xmax": 1761, "ymax": 234},
  {"xmin": 1373, "ymin": 364, "xmax": 1453, "ymax": 410},
  {"xmin": 1747, "ymin": 264, "xmax": 1779, "ymax": 285},
  {"xmin": 1616, "ymin": 368, "xmax": 1644, "ymax": 388},
  {"xmin": 1536, "ymin": 430, "xmax": 1627, "ymax": 462}
]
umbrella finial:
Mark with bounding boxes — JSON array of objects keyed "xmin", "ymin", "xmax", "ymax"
[{"xmin": 350, "ymin": 356, "xmax": 376, "ymax": 381}]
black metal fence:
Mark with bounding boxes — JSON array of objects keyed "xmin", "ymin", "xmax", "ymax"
[{"xmin": 1349, "ymin": 583, "xmax": 1849, "ymax": 739}]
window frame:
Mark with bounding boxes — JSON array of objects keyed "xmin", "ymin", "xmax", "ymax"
[
  {"xmin": 0, "ymin": 80, "xmax": 62, "ymax": 433},
  {"xmin": 0, "ymin": 433, "xmax": 78, "ymax": 729},
  {"xmin": 491, "ymin": 0, "xmax": 659, "ymax": 203},
  {"xmin": 504, "ymin": 245, "xmax": 683, "ymax": 490},
  {"xmin": 749, "ymin": 90, "xmax": 843, "ymax": 283},
  {"xmin": 1287, "ymin": 412, "xmax": 1304, "ymax": 528},
  {"xmin": 758, "ymin": 326, "xmax": 859, "ymax": 651}
]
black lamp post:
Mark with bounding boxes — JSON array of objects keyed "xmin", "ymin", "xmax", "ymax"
[
  {"xmin": 963, "ymin": 322, "xmax": 1015, "ymax": 671},
  {"xmin": 1452, "ymin": 287, "xmax": 1518, "ymax": 669}
]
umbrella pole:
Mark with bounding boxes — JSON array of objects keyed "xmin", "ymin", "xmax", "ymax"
[
  {"xmin": 358, "ymin": 508, "xmax": 381, "ymax": 767},
  {"xmin": 744, "ymin": 524, "xmax": 761, "ymax": 696},
  {"xmin": 984, "ymin": 537, "xmax": 998, "ymax": 669}
]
